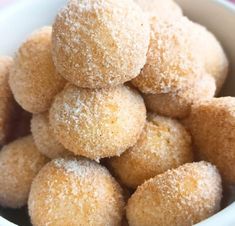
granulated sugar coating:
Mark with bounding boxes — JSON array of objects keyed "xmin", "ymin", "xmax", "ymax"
[
  {"xmin": 144, "ymin": 73, "xmax": 216, "ymax": 119},
  {"xmin": 49, "ymin": 84, "xmax": 146, "ymax": 160},
  {"xmin": 131, "ymin": 17, "xmax": 204, "ymax": 94},
  {"xmin": 52, "ymin": 0, "xmax": 150, "ymax": 89},
  {"xmin": 192, "ymin": 23, "xmax": 228, "ymax": 93},
  {"xmin": 0, "ymin": 56, "xmax": 16, "ymax": 144},
  {"xmin": 134, "ymin": 0, "xmax": 182, "ymax": 19},
  {"xmin": 0, "ymin": 136, "xmax": 49, "ymax": 208},
  {"xmin": 28, "ymin": 158, "xmax": 124, "ymax": 226},
  {"xmin": 189, "ymin": 97, "xmax": 235, "ymax": 183},
  {"xmin": 126, "ymin": 161, "xmax": 222, "ymax": 226},
  {"xmin": 108, "ymin": 113, "xmax": 193, "ymax": 189},
  {"xmin": 31, "ymin": 112, "xmax": 71, "ymax": 159},
  {"xmin": 9, "ymin": 27, "xmax": 65, "ymax": 113},
  {"xmin": 0, "ymin": 56, "xmax": 13, "ymax": 98}
]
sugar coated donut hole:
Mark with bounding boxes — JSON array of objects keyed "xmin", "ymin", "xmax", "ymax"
[
  {"xmin": 108, "ymin": 113, "xmax": 193, "ymax": 189},
  {"xmin": 52, "ymin": 0, "xmax": 150, "ymax": 88},
  {"xmin": 31, "ymin": 112, "xmax": 71, "ymax": 159},
  {"xmin": 134, "ymin": 0, "xmax": 182, "ymax": 19},
  {"xmin": 131, "ymin": 16, "xmax": 204, "ymax": 94},
  {"xmin": 28, "ymin": 158, "xmax": 124, "ymax": 226},
  {"xmin": 9, "ymin": 26, "xmax": 65, "ymax": 113},
  {"xmin": 49, "ymin": 84, "xmax": 146, "ymax": 160},
  {"xmin": 0, "ymin": 136, "xmax": 49, "ymax": 208},
  {"xmin": 126, "ymin": 161, "xmax": 222, "ymax": 226},
  {"xmin": 192, "ymin": 23, "xmax": 228, "ymax": 93},
  {"xmin": 0, "ymin": 56, "xmax": 13, "ymax": 98},
  {"xmin": 144, "ymin": 73, "xmax": 216, "ymax": 119},
  {"xmin": 0, "ymin": 56, "xmax": 16, "ymax": 144},
  {"xmin": 189, "ymin": 97, "xmax": 235, "ymax": 183}
]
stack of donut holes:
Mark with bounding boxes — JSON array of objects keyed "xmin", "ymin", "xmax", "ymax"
[{"xmin": 0, "ymin": 0, "xmax": 233, "ymax": 226}]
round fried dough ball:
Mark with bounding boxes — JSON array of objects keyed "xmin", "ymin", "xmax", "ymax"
[
  {"xmin": 134, "ymin": 0, "xmax": 182, "ymax": 19},
  {"xmin": 31, "ymin": 112, "xmax": 71, "ymax": 159},
  {"xmin": 108, "ymin": 113, "xmax": 193, "ymax": 188},
  {"xmin": 0, "ymin": 56, "xmax": 16, "ymax": 144},
  {"xmin": 189, "ymin": 97, "xmax": 235, "ymax": 183},
  {"xmin": 0, "ymin": 56, "xmax": 13, "ymax": 97},
  {"xmin": 144, "ymin": 73, "xmax": 216, "ymax": 119},
  {"xmin": 0, "ymin": 136, "xmax": 49, "ymax": 208},
  {"xmin": 131, "ymin": 17, "xmax": 204, "ymax": 94},
  {"xmin": 50, "ymin": 84, "xmax": 146, "ymax": 160},
  {"xmin": 9, "ymin": 27, "xmax": 65, "ymax": 113},
  {"xmin": 28, "ymin": 158, "xmax": 124, "ymax": 226},
  {"xmin": 192, "ymin": 23, "xmax": 228, "ymax": 93},
  {"xmin": 52, "ymin": 0, "xmax": 150, "ymax": 89},
  {"xmin": 126, "ymin": 161, "xmax": 222, "ymax": 226}
]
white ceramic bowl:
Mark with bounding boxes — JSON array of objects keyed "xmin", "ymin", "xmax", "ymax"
[{"xmin": 0, "ymin": 0, "xmax": 235, "ymax": 225}]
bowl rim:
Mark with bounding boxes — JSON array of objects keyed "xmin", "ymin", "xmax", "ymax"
[
  {"xmin": 0, "ymin": 0, "xmax": 235, "ymax": 226},
  {"xmin": 0, "ymin": 216, "xmax": 17, "ymax": 226},
  {"xmin": 213, "ymin": 0, "xmax": 235, "ymax": 11}
]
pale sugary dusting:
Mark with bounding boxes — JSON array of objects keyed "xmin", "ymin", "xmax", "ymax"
[
  {"xmin": 134, "ymin": 0, "xmax": 182, "ymax": 19},
  {"xmin": 109, "ymin": 113, "xmax": 193, "ymax": 188},
  {"xmin": 0, "ymin": 56, "xmax": 13, "ymax": 98},
  {"xmin": 9, "ymin": 26, "xmax": 65, "ymax": 113},
  {"xmin": 190, "ymin": 22, "xmax": 228, "ymax": 93},
  {"xmin": 126, "ymin": 161, "xmax": 222, "ymax": 226},
  {"xmin": 31, "ymin": 112, "xmax": 70, "ymax": 159},
  {"xmin": 144, "ymin": 73, "xmax": 216, "ymax": 119},
  {"xmin": 189, "ymin": 97, "xmax": 235, "ymax": 183},
  {"xmin": 28, "ymin": 158, "xmax": 124, "ymax": 226},
  {"xmin": 53, "ymin": 158, "xmax": 106, "ymax": 177},
  {"xmin": 49, "ymin": 84, "xmax": 146, "ymax": 160},
  {"xmin": 132, "ymin": 16, "xmax": 205, "ymax": 94},
  {"xmin": 52, "ymin": 0, "xmax": 150, "ymax": 88},
  {"xmin": 0, "ymin": 136, "xmax": 48, "ymax": 208},
  {"xmin": 0, "ymin": 56, "xmax": 15, "ymax": 144}
]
